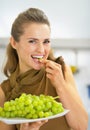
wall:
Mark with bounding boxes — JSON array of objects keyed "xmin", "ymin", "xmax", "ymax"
[{"xmin": 0, "ymin": 0, "xmax": 89, "ymax": 38}]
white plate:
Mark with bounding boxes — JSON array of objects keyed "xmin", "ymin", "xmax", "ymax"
[{"xmin": 0, "ymin": 109, "xmax": 69, "ymax": 125}]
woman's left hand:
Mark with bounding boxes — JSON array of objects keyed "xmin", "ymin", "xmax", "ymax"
[
  {"xmin": 20, "ymin": 120, "xmax": 48, "ymax": 130},
  {"xmin": 42, "ymin": 59, "xmax": 66, "ymax": 89}
]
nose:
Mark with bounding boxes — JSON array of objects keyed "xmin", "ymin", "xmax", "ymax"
[{"xmin": 37, "ymin": 43, "xmax": 44, "ymax": 53}]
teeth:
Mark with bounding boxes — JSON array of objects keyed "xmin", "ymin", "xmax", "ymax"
[{"xmin": 32, "ymin": 55, "xmax": 43, "ymax": 59}]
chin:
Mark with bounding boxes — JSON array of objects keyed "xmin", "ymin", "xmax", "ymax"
[{"xmin": 33, "ymin": 65, "xmax": 43, "ymax": 70}]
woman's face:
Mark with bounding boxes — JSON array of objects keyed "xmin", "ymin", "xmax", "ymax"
[{"xmin": 12, "ymin": 23, "xmax": 51, "ymax": 73}]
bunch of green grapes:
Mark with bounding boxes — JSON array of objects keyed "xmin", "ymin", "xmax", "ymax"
[{"xmin": 0, "ymin": 93, "xmax": 64, "ymax": 119}]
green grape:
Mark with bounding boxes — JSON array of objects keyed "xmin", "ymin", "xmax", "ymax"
[
  {"xmin": 48, "ymin": 111, "xmax": 53, "ymax": 116},
  {"xmin": 5, "ymin": 112, "xmax": 11, "ymax": 118},
  {"xmin": 30, "ymin": 109, "xmax": 36, "ymax": 115},
  {"xmin": 18, "ymin": 103, "xmax": 25, "ymax": 110},
  {"xmin": 0, "ymin": 93, "xmax": 64, "ymax": 119},
  {"xmin": 17, "ymin": 110, "xmax": 23, "ymax": 117},
  {"xmin": 25, "ymin": 113, "xmax": 32, "ymax": 119},
  {"xmin": 1, "ymin": 111, "xmax": 6, "ymax": 117},
  {"xmin": 33, "ymin": 95, "xmax": 40, "ymax": 101},
  {"xmin": 45, "ymin": 102, "xmax": 52, "ymax": 109},
  {"xmin": 15, "ymin": 98, "xmax": 19, "ymax": 102},
  {"xmin": 10, "ymin": 112, "xmax": 15, "ymax": 118},
  {"xmin": 24, "ymin": 106, "xmax": 30, "ymax": 114},
  {"xmin": 15, "ymin": 105, "xmax": 21, "ymax": 110},
  {"xmin": 19, "ymin": 96, "xmax": 25, "ymax": 102},
  {"xmin": 4, "ymin": 101, "xmax": 10, "ymax": 108},
  {"xmin": 0, "ymin": 107, "xmax": 3, "ymax": 112},
  {"xmin": 28, "ymin": 105, "xmax": 34, "ymax": 111},
  {"xmin": 10, "ymin": 106, "xmax": 16, "ymax": 111},
  {"xmin": 38, "ymin": 100, "xmax": 43, "ymax": 105},
  {"xmin": 3, "ymin": 102, "xmax": 10, "ymax": 111},
  {"xmin": 51, "ymin": 107, "xmax": 57, "ymax": 114},
  {"xmin": 44, "ymin": 112, "xmax": 51, "ymax": 117},
  {"xmin": 38, "ymin": 111, "xmax": 44, "ymax": 118},
  {"xmin": 32, "ymin": 100, "xmax": 38, "ymax": 107},
  {"xmin": 35, "ymin": 105, "xmax": 42, "ymax": 111},
  {"xmin": 13, "ymin": 110, "xmax": 18, "ymax": 117},
  {"xmin": 24, "ymin": 98, "xmax": 32, "ymax": 105},
  {"xmin": 32, "ymin": 113, "xmax": 38, "ymax": 119}
]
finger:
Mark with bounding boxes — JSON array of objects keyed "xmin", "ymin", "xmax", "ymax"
[
  {"xmin": 36, "ymin": 120, "xmax": 48, "ymax": 127},
  {"xmin": 29, "ymin": 120, "xmax": 48, "ymax": 129},
  {"xmin": 45, "ymin": 67, "xmax": 53, "ymax": 74},
  {"xmin": 20, "ymin": 123, "xmax": 29, "ymax": 130},
  {"xmin": 40, "ymin": 120, "xmax": 48, "ymax": 125},
  {"xmin": 40, "ymin": 59, "xmax": 61, "ymax": 70},
  {"xmin": 46, "ymin": 60, "xmax": 61, "ymax": 69},
  {"xmin": 39, "ymin": 58, "xmax": 47, "ymax": 63}
]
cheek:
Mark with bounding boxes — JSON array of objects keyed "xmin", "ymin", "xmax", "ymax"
[
  {"xmin": 46, "ymin": 45, "xmax": 51, "ymax": 53},
  {"xmin": 22, "ymin": 45, "xmax": 32, "ymax": 53},
  {"xmin": 45, "ymin": 47, "xmax": 51, "ymax": 57},
  {"xmin": 17, "ymin": 47, "xmax": 30, "ymax": 58},
  {"xmin": 47, "ymin": 48, "xmax": 50, "ymax": 54}
]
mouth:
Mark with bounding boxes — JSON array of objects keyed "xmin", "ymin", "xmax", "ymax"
[{"xmin": 31, "ymin": 55, "xmax": 44, "ymax": 62}]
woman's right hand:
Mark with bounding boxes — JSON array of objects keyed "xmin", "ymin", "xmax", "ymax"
[{"xmin": 20, "ymin": 120, "xmax": 48, "ymax": 130}]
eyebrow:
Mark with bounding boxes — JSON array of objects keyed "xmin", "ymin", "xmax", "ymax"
[{"xmin": 27, "ymin": 38, "xmax": 50, "ymax": 41}]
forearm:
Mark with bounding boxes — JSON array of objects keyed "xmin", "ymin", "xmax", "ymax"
[
  {"xmin": 0, "ymin": 122, "xmax": 16, "ymax": 130},
  {"xmin": 56, "ymin": 85, "xmax": 88, "ymax": 130}
]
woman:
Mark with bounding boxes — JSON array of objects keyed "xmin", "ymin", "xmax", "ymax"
[{"xmin": 0, "ymin": 8, "xmax": 88, "ymax": 130}]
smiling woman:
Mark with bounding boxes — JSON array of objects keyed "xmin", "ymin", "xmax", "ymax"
[
  {"xmin": 0, "ymin": 7, "xmax": 88, "ymax": 130},
  {"xmin": 10, "ymin": 23, "xmax": 51, "ymax": 73}
]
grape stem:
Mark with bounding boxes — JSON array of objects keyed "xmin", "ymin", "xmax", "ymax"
[{"xmin": 53, "ymin": 96, "xmax": 59, "ymax": 100}]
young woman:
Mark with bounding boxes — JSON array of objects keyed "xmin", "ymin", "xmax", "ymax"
[{"xmin": 0, "ymin": 8, "xmax": 88, "ymax": 130}]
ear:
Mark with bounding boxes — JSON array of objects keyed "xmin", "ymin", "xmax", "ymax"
[{"xmin": 10, "ymin": 36, "xmax": 17, "ymax": 49}]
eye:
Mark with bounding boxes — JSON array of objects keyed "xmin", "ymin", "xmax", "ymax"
[
  {"xmin": 43, "ymin": 39, "xmax": 50, "ymax": 44},
  {"xmin": 28, "ymin": 39, "xmax": 36, "ymax": 44}
]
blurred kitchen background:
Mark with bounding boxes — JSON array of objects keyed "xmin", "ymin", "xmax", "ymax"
[{"xmin": 0, "ymin": 0, "xmax": 90, "ymax": 129}]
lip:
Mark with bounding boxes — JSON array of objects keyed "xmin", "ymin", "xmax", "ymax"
[
  {"xmin": 31, "ymin": 55, "xmax": 44, "ymax": 64},
  {"xmin": 31, "ymin": 55, "xmax": 44, "ymax": 59}
]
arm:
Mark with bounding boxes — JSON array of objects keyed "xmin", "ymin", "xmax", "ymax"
[
  {"xmin": 43, "ymin": 60, "xmax": 88, "ymax": 130},
  {"xmin": 0, "ymin": 85, "xmax": 16, "ymax": 130}
]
